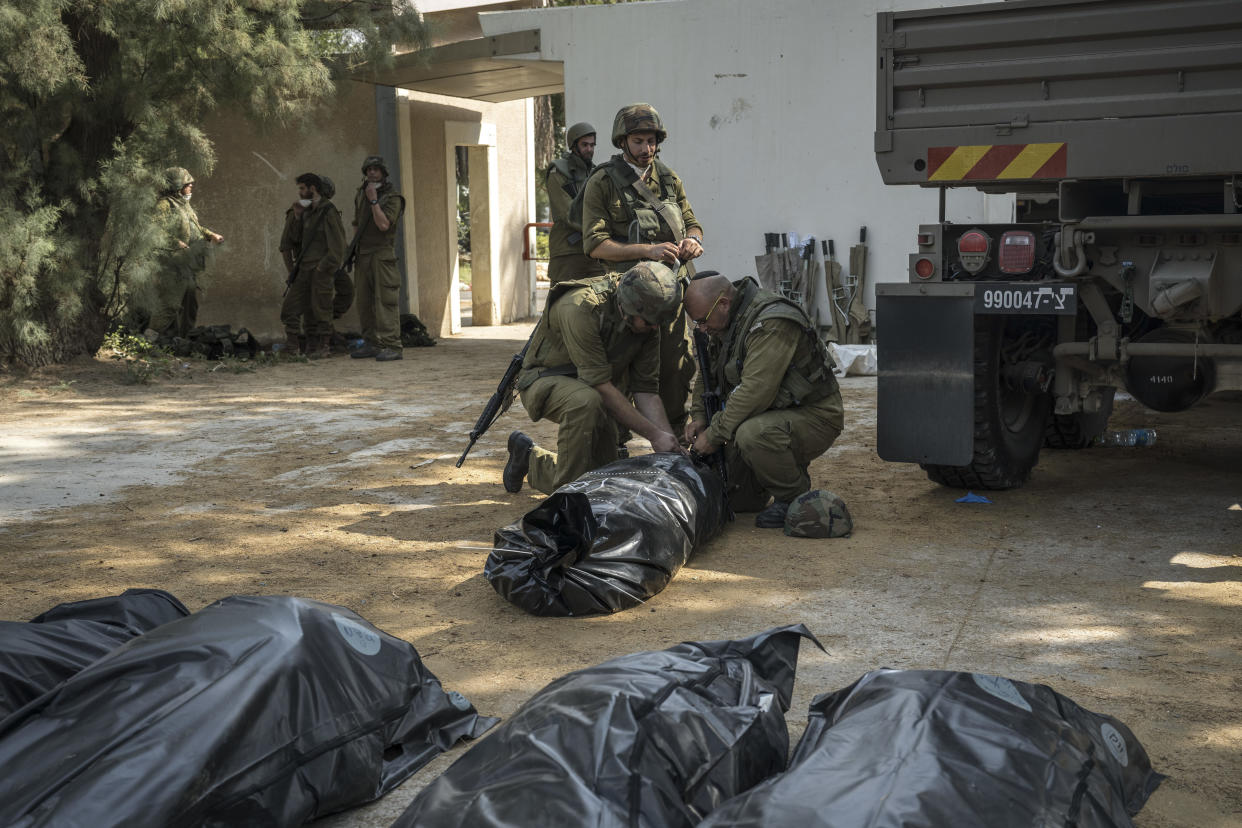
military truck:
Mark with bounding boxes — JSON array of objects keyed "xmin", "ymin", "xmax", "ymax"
[{"xmin": 873, "ymin": 0, "xmax": 1242, "ymax": 489}]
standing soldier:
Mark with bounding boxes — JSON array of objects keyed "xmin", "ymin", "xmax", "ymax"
[
  {"xmin": 279, "ymin": 173, "xmax": 346, "ymax": 358},
  {"xmin": 544, "ymin": 121, "xmax": 605, "ymax": 286},
  {"xmin": 350, "ymin": 155, "xmax": 407, "ymax": 362},
  {"xmin": 682, "ymin": 273, "xmax": 844, "ymax": 528},
  {"xmin": 580, "ymin": 103, "xmax": 704, "ymax": 437},
  {"xmin": 151, "ymin": 167, "xmax": 224, "ymax": 338}
]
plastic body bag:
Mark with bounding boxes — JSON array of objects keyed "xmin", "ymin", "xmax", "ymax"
[
  {"xmin": 393, "ymin": 625, "xmax": 820, "ymax": 828},
  {"xmin": 485, "ymin": 453, "xmax": 726, "ymax": 616},
  {"xmin": 0, "ymin": 595, "xmax": 497, "ymax": 827},
  {"xmin": 699, "ymin": 669, "xmax": 1164, "ymax": 828},
  {"xmin": 0, "ymin": 588, "xmax": 189, "ymax": 718}
]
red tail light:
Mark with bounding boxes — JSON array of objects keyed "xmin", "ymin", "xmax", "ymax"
[
  {"xmin": 914, "ymin": 257, "xmax": 935, "ymax": 279},
  {"xmin": 957, "ymin": 229, "xmax": 990, "ymax": 274},
  {"xmin": 999, "ymin": 231, "xmax": 1036, "ymax": 274}
]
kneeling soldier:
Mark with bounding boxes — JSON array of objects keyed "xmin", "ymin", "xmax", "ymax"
[
  {"xmin": 683, "ymin": 273, "xmax": 844, "ymax": 528},
  {"xmin": 504, "ymin": 262, "xmax": 685, "ymax": 495}
]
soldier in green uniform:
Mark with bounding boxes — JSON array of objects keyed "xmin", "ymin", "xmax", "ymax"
[
  {"xmin": 580, "ymin": 103, "xmax": 705, "ymax": 437},
  {"xmin": 280, "ymin": 180, "xmax": 355, "ymax": 354},
  {"xmin": 502, "ymin": 261, "xmax": 687, "ymax": 495},
  {"xmin": 279, "ymin": 173, "xmax": 346, "ymax": 358},
  {"xmin": 150, "ymin": 167, "xmax": 224, "ymax": 337},
  {"xmin": 350, "ymin": 155, "xmax": 406, "ymax": 362},
  {"xmin": 545, "ymin": 121, "xmax": 605, "ymax": 286},
  {"xmin": 683, "ymin": 273, "xmax": 845, "ymax": 528}
]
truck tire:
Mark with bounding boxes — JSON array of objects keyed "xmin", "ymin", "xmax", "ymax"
[
  {"xmin": 1044, "ymin": 388, "xmax": 1115, "ymax": 449},
  {"xmin": 921, "ymin": 316, "xmax": 1051, "ymax": 490}
]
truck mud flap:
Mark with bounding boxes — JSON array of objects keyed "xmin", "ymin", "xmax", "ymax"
[{"xmin": 876, "ymin": 284, "xmax": 975, "ymax": 465}]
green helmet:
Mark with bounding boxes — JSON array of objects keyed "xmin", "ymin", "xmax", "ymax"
[
  {"xmin": 611, "ymin": 103, "xmax": 666, "ymax": 148},
  {"xmin": 317, "ymin": 175, "xmax": 336, "ymax": 199},
  {"xmin": 567, "ymin": 121, "xmax": 596, "ymax": 150},
  {"xmin": 361, "ymin": 155, "xmax": 388, "ymax": 177},
  {"xmin": 784, "ymin": 490, "xmax": 853, "ymax": 539},
  {"xmin": 616, "ymin": 261, "xmax": 681, "ymax": 325},
  {"xmin": 163, "ymin": 167, "xmax": 193, "ymax": 193}
]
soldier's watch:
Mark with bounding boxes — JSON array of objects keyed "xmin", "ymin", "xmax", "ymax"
[{"xmin": 369, "ymin": 199, "xmax": 379, "ymax": 205}]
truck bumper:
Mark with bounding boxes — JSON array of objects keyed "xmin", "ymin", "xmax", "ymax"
[{"xmin": 876, "ymin": 283, "xmax": 976, "ymax": 465}]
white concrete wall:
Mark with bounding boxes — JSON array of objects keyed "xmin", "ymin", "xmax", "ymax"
[{"xmin": 482, "ymin": 0, "xmax": 1011, "ymax": 326}]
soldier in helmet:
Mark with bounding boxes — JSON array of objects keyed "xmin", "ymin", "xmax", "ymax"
[
  {"xmin": 580, "ymin": 103, "xmax": 704, "ymax": 438},
  {"xmin": 278, "ymin": 173, "xmax": 346, "ymax": 358},
  {"xmin": 502, "ymin": 261, "xmax": 688, "ymax": 495},
  {"xmin": 350, "ymin": 155, "xmax": 407, "ymax": 362},
  {"xmin": 683, "ymin": 272, "xmax": 844, "ymax": 528},
  {"xmin": 544, "ymin": 120, "xmax": 605, "ymax": 286},
  {"xmin": 149, "ymin": 167, "xmax": 224, "ymax": 338}
]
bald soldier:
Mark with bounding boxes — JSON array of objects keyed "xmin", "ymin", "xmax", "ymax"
[
  {"xmin": 683, "ymin": 273, "xmax": 844, "ymax": 528},
  {"xmin": 503, "ymin": 262, "xmax": 686, "ymax": 495},
  {"xmin": 580, "ymin": 103, "xmax": 704, "ymax": 436},
  {"xmin": 545, "ymin": 121, "xmax": 605, "ymax": 285}
]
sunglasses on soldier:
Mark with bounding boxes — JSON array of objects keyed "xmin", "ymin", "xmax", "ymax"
[{"xmin": 691, "ymin": 291, "xmax": 726, "ymax": 326}]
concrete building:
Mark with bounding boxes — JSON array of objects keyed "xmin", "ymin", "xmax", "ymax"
[
  {"xmin": 480, "ymin": 0, "xmax": 1011, "ymax": 327},
  {"xmin": 194, "ymin": 1, "xmax": 548, "ymax": 342}
]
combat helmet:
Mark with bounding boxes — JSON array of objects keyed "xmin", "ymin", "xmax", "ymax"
[
  {"xmin": 163, "ymin": 167, "xmax": 194, "ymax": 194},
  {"xmin": 317, "ymin": 175, "xmax": 336, "ymax": 199},
  {"xmin": 360, "ymin": 155, "xmax": 389, "ymax": 177},
  {"xmin": 784, "ymin": 490, "xmax": 853, "ymax": 539},
  {"xmin": 611, "ymin": 103, "xmax": 666, "ymax": 148},
  {"xmin": 616, "ymin": 261, "xmax": 681, "ymax": 326},
  {"xmin": 566, "ymin": 121, "xmax": 596, "ymax": 150}
]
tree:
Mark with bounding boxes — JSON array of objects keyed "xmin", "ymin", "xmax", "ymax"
[{"xmin": 0, "ymin": 0, "xmax": 427, "ymax": 369}]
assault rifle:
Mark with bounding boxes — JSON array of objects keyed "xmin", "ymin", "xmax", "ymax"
[
  {"xmin": 690, "ymin": 328, "xmax": 733, "ymax": 521},
  {"xmin": 456, "ymin": 337, "xmax": 534, "ymax": 468}
]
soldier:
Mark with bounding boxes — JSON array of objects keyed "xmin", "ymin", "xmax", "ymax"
[
  {"xmin": 350, "ymin": 155, "xmax": 407, "ymax": 362},
  {"xmin": 279, "ymin": 173, "xmax": 346, "ymax": 358},
  {"xmin": 580, "ymin": 103, "xmax": 704, "ymax": 437},
  {"xmin": 683, "ymin": 272, "xmax": 845, "ymax": 528},
  {"xmin": 503, "ymin": 262, "xmax": 686, "ymax": 496},
  {"xmin": 545, "ymin": 120, "xmax": 605, "ymax": 285},
  {"xmin": 280, "ymin": 180, "xmax": 355, "ymax": 353},
  {"xmin": 150, "ymin": 167, "xmax": 224, "ymax": 338}
]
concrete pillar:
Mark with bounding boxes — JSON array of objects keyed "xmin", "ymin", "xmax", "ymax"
[{"xmin": 468, "ymin": 144, "xmax": 501, "ymax": 326}]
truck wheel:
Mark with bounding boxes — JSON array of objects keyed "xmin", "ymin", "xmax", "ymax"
[
  {"xmin": 921, "ymin": 316, "xmax": 1052, "ymax": 489},
  {"xmin": 1044, "ymin": 388, "xmax": 1116, "ymax": 449}
]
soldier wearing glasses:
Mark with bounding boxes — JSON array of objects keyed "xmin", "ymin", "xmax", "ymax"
[{"xmin": 682, "ymin": 273, "xmax": 844, "ymax": 528}]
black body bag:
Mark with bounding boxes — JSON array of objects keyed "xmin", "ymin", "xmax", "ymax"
[
  {"xmin": 393, "ymin": 625, "xmax": 820, "ymax": 828},
  {"xmin": 699, "ymin": 669, "xmax": 1164, "ymax": 828},
  {"xmin": 0, "ymin": 588, "xmax": 188, "ymax": 718},
  {"xmin": 0, "ymin": 595, "xmax": 496, "ymax": 827},
  {"xmin": 485, "ymin": 453, "xmax": 726, "ymax": 616}
]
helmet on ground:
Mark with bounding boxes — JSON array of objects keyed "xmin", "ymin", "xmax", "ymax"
[
  {"xmin": 567, "ymin": 121, "xmax": 596, "ymax": 150},
  {"xmin": 616, "ymin": 261, "xmax": 681, "ymax": 326},
  {"xmin": 361, "ymin": 155, "xmax": 389, "ymax": 177},
  {"xmin": 163, "ymin": 167, "xmax": 194, "ymax": 193},
  {"xmin": 784, "ymin": 490, "xmax": 853, "ymax": 538},
  {"xmin": 611, "ymin": 103, "xmax": 666, "ymax": 148}
]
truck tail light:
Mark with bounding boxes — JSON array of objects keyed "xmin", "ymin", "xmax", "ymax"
[
  {"xmin": 917, "ymin": 232, "xmax": 935, "ymax": 247},
  {"xmin": 957, "ymin": 229, "xmax": 990, "ymax": 274},
  {"xmin": 914, "ymin": 257, "xmax": 935, "ymax": 279},
  {"xmin": 999, "ymin": 230, "xmax": 1036, "ymax": 274}
]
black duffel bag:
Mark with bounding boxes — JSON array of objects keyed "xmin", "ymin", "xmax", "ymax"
[{"xmin": 485, "ymin": 453, "xmax": 726, "ymax": 616}]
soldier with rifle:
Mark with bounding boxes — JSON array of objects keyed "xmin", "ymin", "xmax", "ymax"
[
  {"xmin": 545, "ymin": 121, "xmax": 605, "ymax": 286},
  {"xmin": 500, "ymin": 261, "xmax": 687, "ymax": 495},
  {"xmin": 278, "ymin": 173, "xmax": 345, "ymax": 358},
  {"xmin": 683, "ymin": 272, "xmax": 844, "ymax": 528}
]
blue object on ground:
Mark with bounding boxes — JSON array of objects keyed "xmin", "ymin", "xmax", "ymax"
[{"xmin": 956, "ymin": 492, "xmax": 993, "ymax": 504}]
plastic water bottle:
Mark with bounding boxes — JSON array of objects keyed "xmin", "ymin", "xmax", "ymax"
[{"xmin": 1095, "ymin": 428, "xmax": 1157, "ymax": 448}]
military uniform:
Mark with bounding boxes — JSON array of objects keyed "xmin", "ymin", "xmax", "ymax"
[
  {"xmin": 516, "ymin": 276, "xmax": 660, "ymax": 494},
  {"xmin": 279, "ymin": 208, "xmax": 354, "ymax": 329},
  {"xmin": 151, "ymin": 186, "xmax": 218, "ymax": 337},
  {"xmin": 581, "ymin": 155, "xmax": 702, "ymax": 431},
  {"xmin": 279, "ymin": 198, "xmax": 346, "ymax": 343},
  {"xmin": 352, "ymin": 180, "xmax": 405, "ymax": 353},
  {"xmin": 692, "ymin": 278, "xmax": 844, "ymax": 511},
  {"xmin": 545, "ymin": 152, "xmax": 605, "ymax": 285}
]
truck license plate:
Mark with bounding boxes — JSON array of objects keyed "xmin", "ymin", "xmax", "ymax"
[{"xmin": 975, "ymin": 283, "xmax": 1077, "ymax": 315}]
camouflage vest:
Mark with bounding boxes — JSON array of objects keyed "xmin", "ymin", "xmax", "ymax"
[
  {"xmin": 516, "ymin": 275, "xmax": 620, "ymax": 390},
  {"xmin": 568, "ymin": 156, "xmax": 686, "ymax": 246},
  {"xmin": 717, "ymin": 278, "xmax": 839, "ymax": 409}
]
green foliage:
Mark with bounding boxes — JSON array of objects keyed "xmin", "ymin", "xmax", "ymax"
[{"xmin": 0, "ymin": 0, "xmax": 427, "ymax": 369}]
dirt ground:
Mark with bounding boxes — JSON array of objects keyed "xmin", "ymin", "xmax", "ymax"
[{"xmin": 1, "ymin": 323, "xmax": 1239, "ymax": 826}]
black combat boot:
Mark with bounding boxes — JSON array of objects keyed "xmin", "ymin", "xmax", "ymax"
[
  {"xmin": 754, "ymin": 500, "xmax": 790, "ymax": 529},
  {"xmin": 503, "ymin": 431, "xmax": 534, "ymax": 493},
  {"xmin": 351, "ymin": 343, "xmax": 381, "ymax": 359}
]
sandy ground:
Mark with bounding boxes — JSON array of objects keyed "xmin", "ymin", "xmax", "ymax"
[{"xmin": 1, "ymin": 324, "xmax": 1240, "ymax": 827}]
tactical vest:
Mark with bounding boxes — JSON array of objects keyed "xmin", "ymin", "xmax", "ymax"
[
  {"xmin": 567, "ymin": 156, "xmax": 686, "ymax": 247},
  {"xmin": 517, "ymin": 275, "xmax": 620, "ymax": 391},
  {"xmin": 546, "ymin": 154, "xmax": 593, "ymax": 252},
  {"xmin": 717, "ymin": 278, "xmax": 839, "ymax": 410}
]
